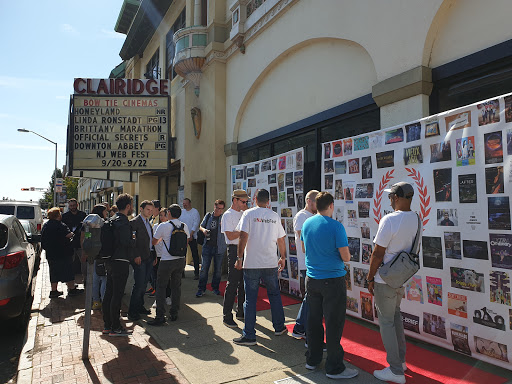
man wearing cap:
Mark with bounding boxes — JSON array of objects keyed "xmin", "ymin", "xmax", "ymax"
[
  {"xmin": 221, "ymin": 189, "xmax": 249, "ymax": 328},
  {"xmin": 367, "ymin": 182, "xmax": 421, "ymax": 384}
]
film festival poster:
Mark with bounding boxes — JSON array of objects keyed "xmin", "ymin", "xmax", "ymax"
[
  {"xmin": 335, "ymin": 160, "xmax": 346, "ymax": 174},
  {"xmin": 403, "ymin": 145, "xmax": 423, "ymax": 165},
  {"xmin": 343, "ymin": 139, "xmax": 353, "ymax": 156},
  {"xmin": 286, "ymin": 153, "xmax": 295, "ymax": 170},
  {"xmin": 445, "ymin": 110, "xmax": 471, "ymax": 132},
  {"xmin": 270, "ymin": 186, "xmax": 278, "ymax": 202},
  {"xmin": 353, "ymin": 136, "xmax": 369, "ymax": 151},
  {"xmin": 484, "ymin": 131, "xmax": 504, "ymax": 165},
  {"xmin": 281, "ymin": 208, "xmax": 292, "ymax": 218},
  {"xmin": 405, "ymin": 122, "xmax": 421, "ymax": 142},
  {"xmin": 458, "ymin": 174, "xmax": 477, "ymax": 204},
  {"xmin": 268, "ymin": 173, "xmax": 276, "ymax": 184},
  {"xmin": 361, "ymin": 243, "xmax": 372, "ymax": 264},
  {"xmin": 353, "ymin": 267, "xmax": 369, "ymax": 288},
  {"xmin": 506, "ymin": 95, "xmax": 512, "ymax": 123},
  {"xmin": 462, "ymin": 239, "xmax": 489, "ymax": 261},
  {"xmin": 422, "ymin": 236, "xmax": 443, "ymax": 269},
  {"xmin": 335, "ymin": 179, "xmax": 344, "ymax": 200},
  {"xmin": 401, "ymin": 312, "xmax": 420, "ymax": 334},
  {"xmin": 280, "ymin": 259, "xmax": 289, "ymax": 279},
  {"xmin": 345, "ymin": 263, "xmax": 352, "ymax": 291},
  {"xmin": 355, "ymin": 183, "xmax": 374, "ymax": 198},
  {"xmin": 289, "ymin": 255, "xmax": 299, "ymax": 279},
  {"xmin": 335, "ymin": 206, "xmax": 345, "ymax": 224},
  {"xmin": 332, "ymin": 140, "xmax": 343, "ymax": 157},
  {"xmin": 248, "ymin": 178, "xmax": 256, "ymax": 187},
  {"xmin": 361, "ymin": 156, "xmax": 372, "ymax": 179},
  {"xmin": 324, "ymin": 142, "xmax": 331, "ymax": 159},
  {"xmin": 474, "ymin": 335, "xmax": 509, "ymax": 363},
  {"xmin": 324, "ymin": 160, "xmax": 334, "ymax": 173},
  {"xmin": 376, "ymin": 150, "xmax": 394, "ymax": 169},
  {"xmin": 490, "ymin": 270, "xmax": 511, "ymax": 306},
  {"xmin": 278, "ymin": 173, "xmax": 285, "ymax": 191},
  {"xmin": 448, "ymin": 293, "xmax": 467, "ymax": 319},
  {"xmin": 426, "ymin": 276, "xmax": 443, "ymax": 306},
  {"xmin": 490, "ymin": 233, "xmax": 512, "ymax": 270},
  {"xmin": 406, "ymin": 275, "xmax": 424, "ymax": 303},
  {"xmin": 288, "ymin": 237, "xmax": 297, "ymax": 257},
  {"xmin": 247, "ymin": 167, "xmax": 255, "ymax": 178},
  {"xmin": 261, "ymin": 160, "xmax": 271, "ymax": 172},
  {"xmin": 425, "ymin": 117, "xmax": 440, "ymax": 138},
  {"xmin": 433, "ymin": 168, "xmax": 452, "ymax": 202},
  {"xmin": 369, "ymin": 132, "xmax": 384, "ymax": 149},
  {"xmin": 278, "ymin": 192, "xmax": 286, "ymax": 205},
  {"xmin": 450, "ymin": 267, "xmax": 485, "ymax": 293},
  {"xmin": 290, "ymin": 280, "xmax": 301, "ymax": 297},
  {"xmin": 488, "ymin": 196, "xmax": 511, "ymax": 230},
  {"xmin": 347, "ymin": 296, "xmax": 359, "ymax": 313},
  {"xmin": 348, "ymin": 158, "xmax": 359, "ymax": 174},
  {"xmin": 279, "ymin": 278, "xmax": 289, "ymax": 293},
  {"xmin": 450, "ymin": 323, "xmax": 471, "ymax": 356},
  {"xmin": 423, "ymin": 312, "xmax": 447, "ymax": 339},
  {"xmin": 272, "ymin": 158, "xmax": 277, "ymax": 171},
  {"xmin": 360, "ymin": 222, "xmax": 370, "ymax": 239},
  {"xmin": 347, "ymin": 209, "xmax": 358, "ymax": 228},
  {"xmin": 477, "ymin": 99, "xmax": 500, "ymax": 126},
  {"xmin": 325, "ymin": 174, "xmax": 334, "ymax": 190},
  {"xmin": 285, "ymin": 219, "xmax": 294, "ymax": 235},
  {"xmin": 473, "ymin": 306, "xmax": 506, "ymax": 331},
  {"xmin": 358, "ymin": 202, "xmax": 370, "ymax": 219},
  {"xmin": 485, "ymin": 165, "xmax": 504, "ymax": 194},
  {"xmin": 437, "ymin": 208, "xmax": 458, "ymax": 227},
  {"xmin": 294, "ymin": 171, "xmax": 303, "ymax": 192},
  {"xmin": 360, "ymin": 292, "xmax": 374, "ymax": 321},
  {"xmin": 385, "ymin": 127, "xmax": 404, "ymax": 145},
  {"xmin": 296, "ymin": 194, "xmax": 304, "ymax": 210},
  {"xmin": 278, "ymin": 156, "xmax": 286, "ymax": 170},
  {"xmin": 444, "ymin": 232, "xmax": 462, "ymax": 259},
  {"xmin": 287, "ymin": 187, "xmax": 295, "ymax": 207},
  {"xmin": 296, "ymin": 151, "xmax": 303, "ymax": 169},
  {"xmin": 430, "ymin": 140, "xmax": 452, "ymax": 163},
  {"xmin": 455, "ymin": 136, "xmax": 476, "ymax": 166},
  {"xmin": 348, "ymin": 237, "xmax": 360, "ymax": 262},
  {"xmin": 285, "ymin": 172, "xmax": 294, "ymax": 187},
  {"xmin": 344, "ymin": 181, "xmax": 355, "ymax": 202},
  {"xmin": 508, "ymin": 128, "xmax": 512, "ymax": 155}
]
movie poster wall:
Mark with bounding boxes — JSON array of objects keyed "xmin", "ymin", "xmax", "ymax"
[
  {"xmin": 230, "ymin": 148, "xmax": 305, "ymax": 297},
  {"xmin": 322, "ymin": 93, "xmax": 512, "ymax": 369}
]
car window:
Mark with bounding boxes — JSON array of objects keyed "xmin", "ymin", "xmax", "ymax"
[
  {"xmin": 13, "ymin": 220, "xmax": 27, "ymax": 242},
  {"xmin": 0, "ymin": 224, "xmax": 7, "ymax": 248},
  {"xmin": 17, "ymin": 206, "xmax": 35, "ymax": 220},
  {"xmin": 0, "ymin": 205, "xmax": 15, "ymax": 215},
  {"xmin": 21, "ymin": 222, "xmax": 31, "ymax": 234}
]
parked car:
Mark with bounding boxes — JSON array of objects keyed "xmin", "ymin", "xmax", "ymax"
[
  {"xmin": 0, "ymin": 201, "xmax": 44, "ymax": 234},
  {"xmin": 20, "ymin": 220, "xmax": 42, "ymax": 266},
  {"xmin": 0, "ymin": 214, "xmax": 40, "ymax": 329}
]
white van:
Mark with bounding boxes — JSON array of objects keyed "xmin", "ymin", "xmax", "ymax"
[{"xmin": 0, "ymin": 201, "xmax": 44, "ymax": 234}]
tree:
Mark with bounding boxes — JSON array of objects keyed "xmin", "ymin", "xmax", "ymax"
[{"xmin": 39, "ymin": 169, "xmax": 78, "ymax": 208}]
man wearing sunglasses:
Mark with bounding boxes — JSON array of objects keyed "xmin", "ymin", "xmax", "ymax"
[{"xmin": 221, "ymin": 190, "xmax": 249, "ymax": 327}]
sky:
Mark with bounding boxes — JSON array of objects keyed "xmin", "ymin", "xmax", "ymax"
[{"xmin": 0, "ymin": 1, "xmax": 126, "ymax": 202}]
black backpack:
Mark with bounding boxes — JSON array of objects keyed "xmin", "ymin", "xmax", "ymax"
[
  {"xmin": 98, "ymin": 219, "xmax": 116, "ymax": 259},
  {"xmin": 163, "ymin": 221, "xmax": 188, "ymax": 257}
]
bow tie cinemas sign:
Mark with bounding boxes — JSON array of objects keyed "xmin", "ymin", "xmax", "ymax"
[{"xmin": 67, "ymin": 78, "xmax": 171, "ymax": 172}]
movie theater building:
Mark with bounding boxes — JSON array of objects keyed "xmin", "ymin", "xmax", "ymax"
[{"xmin": 108, "ymin": 0, "xmax": 512, "ymax": 213}]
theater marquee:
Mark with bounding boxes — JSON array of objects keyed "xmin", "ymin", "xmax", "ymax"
[{"xmin": 67, "ymin": 78, "xmax": 171, "ymax": 173}]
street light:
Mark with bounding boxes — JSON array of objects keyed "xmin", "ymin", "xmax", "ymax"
[{"xmin": 17, "ymin": 129, "xmax": 58, "ymax": 208}]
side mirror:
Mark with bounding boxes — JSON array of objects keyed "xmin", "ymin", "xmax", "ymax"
[{"xmin": 29, "ymin": 234, "xmax": 42, "ymax": 243}]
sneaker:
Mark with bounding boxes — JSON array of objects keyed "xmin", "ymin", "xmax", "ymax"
[
  {"xmin": 236, "ymin": 312, "xmax": 244, "ymax": 320},
  {"xmin": 92, "ymin": 301, "xmax": 102, "ymax": 310},
  {"xmin": 223, "ymin": 318, "xmax": 237, "ymax": 328},
  {"xmin": 109, "ymin": 328, "xmax": 132, "ymax": 337},
  {"xmin": 373, "ymin": 367, "xmax": 406, "ymax": 384},
  {"xmin": 166, "ymin": 297, "xmax": 172, "ymax": 306},
  {"xmin": 213, "ymin": 289, "xmax": 221, "ymax": 296},
  {"xmin": 147, "ymin": 317, "xmax": 166, "ymax": 326},
  {"xmin": 152, "ymin": 301, "xmax": 157, "ymax": 308},
  {"xmin": 195, "ymin": 290, "xmax": 204, "ymax": 297},
  {"xmin": 68, "ymin": 288, "xmax": 84, "ymax": 296},
  {"xmin": 102, "ymin": 328, "xmax": 111, "ymax": 335},
  {"xmin": 274, "ymin": 328, "xmax": 288, "ymax": 336},
  {"xmin": 138, "ymin": 307, "xmax": 151, "ymax": 315},
  {"xmin": 305, "ymin": 342, "xmax": 327, "ymax": 352},
  {"xmin": 49, "ymin": 290, "xmax": 63, "ymax": 298},
  {"xmin": 128, "ymin": 313, "xmax": 141, "ymax": 321},
  {"xmin": 145, "ymin": 288, "xmax": 155, "ymax": 295},
  {"xmin": 326, "ymin": 367, "xmax": 359, "ymax": 379},
  {"xmin": 292, "ymin": 330, "xmax": 306, "ymax": 339},
  {"xmin": 403, "ymin": 362, "xmax": 408, "ymax": 371},
  {"xmin": 233, "ymin": 336, "xmax": 257, "ymax": 346},
  {"xmin": 305, "ymin": 363, "xmax": 317, "ymax": 370}
]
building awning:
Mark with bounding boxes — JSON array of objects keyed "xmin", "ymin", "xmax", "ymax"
[
  {"xmin": 90, "ymin": 180, "xmax": 115, "ymax": 193},
  {"xmin": 109, "ymin": 62, "xmax": 126, "ymax": 78},
  {"xmin": 115, "ymin": 0, "xmax": 141, "ymax": 35},
  {"xmin": 119, "ymin": 0, "xmax": 173, "ymax": 60}
]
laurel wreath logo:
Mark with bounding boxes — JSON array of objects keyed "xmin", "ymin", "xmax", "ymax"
[
  {"xmin": 373, "ymin": 170, "xmax": 395, "ymax": 225},
  {"xmin": 405, "ymin": 167, "xmax": 430, "ymax": 229}
]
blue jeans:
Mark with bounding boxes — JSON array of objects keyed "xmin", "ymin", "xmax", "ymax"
[
  {"xmin": 198, "ymin": 245, "xmax": 224, "ymax": 291},
  {"xmin": 293, "ymin": 270, "xmax": 308, "ymax": 334},
  {"xmin": 92, "ymin": 260, "xmax": 107, "ymax": 302},
  {"xmin": 243, "ymin": 268, "xmax": 285, "ymax": 340},
  {"xmin": 129, "ymin": 258, "xmax": 153, "ymax": 315}
]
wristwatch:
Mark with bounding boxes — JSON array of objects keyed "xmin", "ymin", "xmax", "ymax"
[
  {"xmin": 367, "ymin": 277, "xmax": 375, "ymax": 283},
  {"xmin": 236, "ymin": 257, "xmax": 243, "ymax": 262}
]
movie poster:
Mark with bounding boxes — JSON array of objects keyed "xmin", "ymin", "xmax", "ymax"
[
  {"xmin": 347, "ymin": 296, "xmax": 359, "ymax": 313},
  {"xmin": 444, "ymin": 232, "xmax": 462, "ymax": 259},
  {"xmin": 353, "ymin": 267, "xmax": 369, "ymax": 288},
  {"xmin": 348, "ymin": 158, "xmax": 359, "ymax": 174},
  {"xmin": 361, "ymin": 292, "xmax": 374, "ymax": 321},
  {"xmin": 433, "ymin": 168, "xmax": 452, "ymax": 202},
  {"xmin": 405, "ymin": 122, "xmax": 421, "ymax": 142},
  {"xmin": 358, "ymin": 202, "xmax": 370, "ymax": 218},
  {"xmin": 437, "ymin": 208, "xmax": 458, "ymax": 226},
  {"xmin": 423, "ymin": 312, "xmax": 447, "ymax": 339},
  {"xmin": 325, "ymin": 174, "xmax": 333, "ymax": 190},
  {"xmin": 485, "ymin": 166, "xmax": 504, "ymax": 194},
  {"xmin": 463, "ymin": 240, "xmax": 489, "ymax": 260},
  {"xmin": 422, "ymin": 236, "xmax": 443, "ymax": 269},
  {"xmin": 484, "ymin": 131, "xmax": 504, "ymax": 164},
  {"xmin": 490, "ymin": 233, "xmax": 512, "ymax": 269},
  {"xmin": 406, "ymin": 275, "xmax": 423, "ymax": 303},
  {"xmin": 335, "ymin": 161, "xmax": 346, "ymax": 174},
  {"xmin": 404, "ymin": 145, "xmax": 423, "ymax": 165},
  {"xmin": 426, "ymin": 276, "xmax": 442, "ymax": 306},
  {"xmin": 425, "ymin": 117, "xmax": 440, "ymax": 137},
  {"xmin": 343, "ymin": 139, "xmax": 353, "ymax": 156},
  {"xmin": 289, "ymin": 255, "xmax": 298, "ymax": 279},
  {"xmin": 458, "ymin": 174, "xmax": 477, "ymax": 203},
  {"xmin": 332, "ymin": 140, "xmax": 343, "ymax": 157},
  {"xmin": 334, "ymin": 206, "xmax": 345, "ymax": 224},
  {"xmin": 448, "ymin": 293, "xmax": 467, "ymax": 318},
  {"xmin": 473, "ymin": 306, "xmax": 506, "ymax": 331},
  {"xmin": 355, "ymin": 183, "xmax": 374, "ymax": 198},
  {"xmin": 402, "ymin": 312, "xmax": 420, "ymax": 333},
  {"xmin": 445, "ymin": 111, "xmax": 471, "ymax": 131},
  {"xmin": 451, "ymin": 324, "xmax": 471, "ymax": 356},
  {"xmin": 353, "ymin": 136, "xmax": 369, "ymax": 151},
  {"xmin": 348, "ymin": 237, "xmax": 360, "ymax": 262},
  {"xmin": 361, "ymin": 243, "xmax": 372, "ymax": 264},
  {"xmin": 385, "ymin": 128, "xmax": 404, "ymax": 144},
  {"xmin": 335, "ymin": 180, "xmax": 344, "ymax": 200},
  {"xmin": 361, "ymin": 156, "xmax": 372, "ymax": 179},
  {"xmin": 477, "ymin": 99, "xmax": 500, "ymax": 126},
  {"xmin": 450, "ymin": 267, "xmax": 485, "ymax": 292},
  {"xmin": 376, "ymin": 150, "xmax": 394, "ymax": 168},
  {"xmin": 490, "ymin": 270, "xmax": 511, "ymax": 306},
  {"xmin": 430, "ymin": 141, "xmax": 452, "ymax": 163},
  {"xmin": 474, "ymin": 336, "xmax": 509, "ymax": 362},
  {"xmin": 345, "ymin": 263, "xmax": 352, "ymax": 291},
  {"xmin": 455, "ymin": 136, "xmax": 476, "ymax": 166},
  {"xmin": 488, "ymin": 196, "xmax": 511, "ymax": 230}
]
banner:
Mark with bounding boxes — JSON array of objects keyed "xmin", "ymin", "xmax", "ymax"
[
  {"xmin": 231, "ymin": 148, "xmax": 305, "ymax": 296},
  {"xmin": 321, "ymin": 93, "xmax": 512, "ymax": 368}
]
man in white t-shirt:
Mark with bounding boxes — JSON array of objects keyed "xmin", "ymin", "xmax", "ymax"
[
  {"xmin": 148, "ymin": 204, "xmax": 190, "ymax": 325},
  {"xmin": 367, "ymin": 182, "xmax": 421, "ymax": 384},
  {"xmin": 291, "ymin": 190, "xmax": 318, "ymax": 339},
  {"xmin": 221, "ymin": 189, "xmax": 249, "ymax": 328},
  {"xmin": 180, "ymin": 198, "xmax": 201, "ymax": 279},
  {"xmin": 232, "ymin": 189, "xmax": 287, "ymax": 345}
]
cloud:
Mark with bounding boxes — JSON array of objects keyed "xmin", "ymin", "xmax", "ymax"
[
  {"xmin": 101, "ymin": 29, "xmax": 125, "ymax": 40},
  {"xmin": 61, "ymin": 24, "xmax": 78, "ymax": 35}
]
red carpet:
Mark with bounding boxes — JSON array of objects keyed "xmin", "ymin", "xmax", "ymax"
[
  {"xmin": 285, "ymin": 320, "xmax": 508, "ymax": 384},
  {"xmin": 206, "ymin": 281, "xmax": 301, "ymax": 311}
]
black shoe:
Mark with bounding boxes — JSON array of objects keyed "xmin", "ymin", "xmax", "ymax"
[
  {"xmin": 193, "ymin": 275, "xmax": 199, "ymax": 280},
  {"xmin": 233, "ymin": 336, "xmax": 256, "ymax": 346},
  {"xmin": 236, "ymin": 312, "xmax": 244, "ymax": 320},
  {"xmin": 138, "ymin": 307, "xmax": 151, "ymax": 315},
  {"xmin": 109, "ymin": 328, "xmax": 132, "ymax": 337},
  {"xmin": 147, "ymin": 317, "xmax": 166, "ymax": 326},
  {"xmin": 68, "ymin": 288, "xmax": 84, "ymax": 296},
  {"xmin": 49, "ymin": 290, "xmax": 63, "ymax": 298},
  {"xmin": 128, "ymin": 313, "xmax": 141, "ymax": 321},
  {"xmin": 169, "ymin": 314, "xmax": 178, "ymax": 321},
  {"xmin": 223, "ymin": 318, "xmax": 237, "ymax": 328}
]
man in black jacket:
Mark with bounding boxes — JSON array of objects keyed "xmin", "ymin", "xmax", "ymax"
[
  {"xmin": 103, "ymin": 193, "xmax": 136, "ymax": 337},
  {"xmin": 61, "ymin": 199, "xmax": 87, "ymax": 282}
]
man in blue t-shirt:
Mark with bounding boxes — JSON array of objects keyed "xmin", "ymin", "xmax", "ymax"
[{"xmin": 300, "ymin": 192, "xmax": 358, "ymax": 380}]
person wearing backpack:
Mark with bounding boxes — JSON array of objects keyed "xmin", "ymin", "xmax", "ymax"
[
  {"xmin": 195, "ymin": 200, "xmax": 227, "ymax": 297},
  {"xmin": 148, "ymin": 204, "xmax": 190, "ymax": 325}
]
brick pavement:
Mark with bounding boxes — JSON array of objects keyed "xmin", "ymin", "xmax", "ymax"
[{"xmin": 27, "ymin": 253, "xmax": 188, "ymax": 384}]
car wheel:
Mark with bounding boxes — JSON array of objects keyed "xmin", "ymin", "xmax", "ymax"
[{"xmin": 11, "ymin": 283, "xmax": 34, "ymax": 333}]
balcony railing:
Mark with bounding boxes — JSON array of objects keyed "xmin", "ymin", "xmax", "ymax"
[{"xmin": 246, "ymin": 0, "xmax": 266, "ymax": 18}]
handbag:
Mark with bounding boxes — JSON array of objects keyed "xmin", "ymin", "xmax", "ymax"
[{"xmin": 379, "ymin": 213, "xmax": 422, "ymax": 289}]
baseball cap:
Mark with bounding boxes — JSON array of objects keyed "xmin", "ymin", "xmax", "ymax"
[
  {"xmin": 384, "ymin": 182, "xmax": 414, "ymax": 198},
  {"xmin": 232, "ymin": 189, "xmax": 249, "ymax": 199}
]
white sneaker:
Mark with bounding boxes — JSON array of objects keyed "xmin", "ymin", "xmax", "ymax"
[
  {"xmin": 151, "ymin": 301, "xmax": 157, "ymax": 308},
  {"xmin": 403, "ymin": 362, "xmax": 407, "ymax": 371},
  {"xmin": 326, "ymin": 367, "xmax": 358, "ymax": 379},
  {"xmin": 166, "ymin": 297, "xmax": 172, "ymax": 306},
  {"xmin": 305, "ymin": 363, "xmax": 317, "ymax": 370},
  {"xmin": 373, "ymin": 367, "xmax": 406, "ymax": 384}
]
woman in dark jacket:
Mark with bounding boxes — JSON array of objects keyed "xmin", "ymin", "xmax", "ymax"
[{"xmin": 41, "ymin": 207, "xmax": 83, "ymax": 298}]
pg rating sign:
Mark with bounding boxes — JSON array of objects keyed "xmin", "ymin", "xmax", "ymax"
[{"xmin": 68, "ymin": 79, "xmax": 171, "ymax": 172}]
